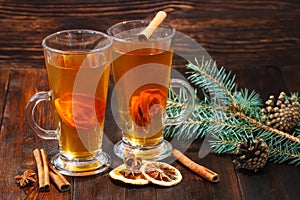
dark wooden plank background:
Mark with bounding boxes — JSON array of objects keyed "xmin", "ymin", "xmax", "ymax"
[{"xmin": 0, "ymin": 0, "xmax": 299, "ymax": 199}]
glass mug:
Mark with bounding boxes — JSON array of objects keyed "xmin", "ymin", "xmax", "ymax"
[
  {"xmin": 26, "ymin": 30, "xmax": 112, "ymax": 176},
  {"xmin": 107, "ymin": 20, "xmax": 195, "ymax": 160}
]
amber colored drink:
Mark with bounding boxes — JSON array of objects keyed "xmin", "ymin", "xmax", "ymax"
[
  {"xmin": 46, "ymin": 54, "xmax": 110, "ymax": 159},
  {"xmin": 112, "ymin": 48, "xmax": 173, "ymax": 147}
]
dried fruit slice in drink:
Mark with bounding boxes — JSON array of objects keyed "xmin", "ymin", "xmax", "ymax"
[
  {"xmin": 55, "ymin": 93, "xmax": 106, "ymax": 129},
  {"xmin": 130, "ymin": 96, "xmax": 143, "ymax": 126},
  {"xmin": 130, "ymin": 88, "xmax": 167, "ymax": 126},
  {"xmin": 140, "ymin": 89, "xmax": 166, "ymax": 122},
  {"xmin": 109, "ymin": 163, "xmax": 150, "ymax": 185},
  {"xmin": 140, "ymin": 161, "xmax": 182, "ymax": 187}
]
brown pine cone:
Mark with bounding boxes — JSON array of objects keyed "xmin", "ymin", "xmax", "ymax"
[
  {"xmin": 261, "ymin": 92, "xmax": 300, "ymax": 132},
  {"xmin": 232, "ymin": 138, "xmax": 269, "ymax": 172}
]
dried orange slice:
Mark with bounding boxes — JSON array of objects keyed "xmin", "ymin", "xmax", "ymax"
[
  {"xmin": 54, "ymin": 93, "xmax": 105, "ymax": 130},
  {"xmin": 130, "ymin": 96, "xmax": 143, "ymax": 126},
  {"xmin": 141, "ymin": 89, "xmax": 167, "ymax": 117},
  {"xmin": 109, "ymin": 163, "xmax": 150, "ymax": 185},
  {"xmin": 140, "ymin": 162, "xmax": 182, "ymax": 187},
  {"xmin": 130, "ymin": 89, "xmax": 167, "ymax": 126}
]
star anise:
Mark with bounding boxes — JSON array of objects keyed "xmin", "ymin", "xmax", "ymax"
[
  {"xmin": 15, "ymin": 170, "xmax": 36, "ymax": 187},
  {"xmin": 144, "ymin": 163, "xmax": 177, "ymax": 182},
  {"xmin": 120, "ymin": 153, "xmax": 143, "ymax": 179}
]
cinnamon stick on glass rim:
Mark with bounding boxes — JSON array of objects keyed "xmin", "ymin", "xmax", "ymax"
[
  {"xmin": 138, "ymin": 11, "xmax": 167, "ymax": 41},
  {"xmin": 172, "ymin": 149, "xmax": 220, "ymax": 183}
]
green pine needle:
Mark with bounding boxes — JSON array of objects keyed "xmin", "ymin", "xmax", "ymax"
[{"xmin": 164, "ymin": 57, "xmax": 300, "ymax": 166}]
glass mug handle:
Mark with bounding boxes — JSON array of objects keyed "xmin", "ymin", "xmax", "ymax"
[
  {"xmin": 26, "ymin": 91, "xmax": 57, "ymax": 140},
  {"xmin": 165, "ymin": 78, "xmax": 195, "ymax": 125}
]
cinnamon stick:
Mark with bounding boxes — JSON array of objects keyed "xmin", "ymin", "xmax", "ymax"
[
  {"xmin": 48, "ymin": 163, "xmax": 71, "ymax": 192},
  {"xmin": 138, "ymin": 11, "xmax": 167, "ymax": 41},
  {"xmin": 172, "ymin": 149, "xmax": 220, "ymax": 183},
  {"xmin": 33, "ymin": 148, "xmax": 50, "ymax": 191}
]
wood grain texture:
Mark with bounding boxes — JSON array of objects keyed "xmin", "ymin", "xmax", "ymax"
[
  {"xmin": 237, "ymin": 163, "xmax": 300, "ymax": 200},
  {"xmin": 0, "ymin": 69, "xmax": 10, "ymax": 132},
  {"xmin": 0, "ymin": 0, "xmax": 299, "ymax": 199},
  {"xmin": 0, "ymin": 0, "xmax": 299, "ymax": 73},
  {"xmin": 228, "ymin": 65, "xmax": 299, "ymax": 200},
  {"xmin": 0, "ymin": 69, "xmax": 71, "ymax": 199},
  {"xmin": 232, "ymin": 65, "xmax": 289, "ymax": 99},
  {"xmin": 163, "ymin": 153, "xmax": 241, "ymax": 200},
  {"xmin": 280, "ymin": 65, "xmax": 300, "ymax": 93}
]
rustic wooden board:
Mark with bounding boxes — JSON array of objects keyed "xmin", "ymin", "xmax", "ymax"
[
  {"xmin": 0, "ymin": 0, "xmax": 299, "ymax": 71},
  {"xmin": 229, "ymin": 63, "xmax": 299, "ymax": 200},
  {"xmin": 237, "ymin": 162, "xmax": 300, "ymax": 200},
  {"xmin": 0, "ymin": 69, "xmax": 10, "ymax": 131},
  {"xmin": 161, "ymin": 153, "xmax": 241, "ymax": 200},
  {"xmin": 232, "ymin": 65, "xmax": 289, "ymax": 100},
  {"xmin": 280, "ymin": 65, "xmax": 300, "ymax": 94},
  {"xmin": 0, "ymin": 69, "xmax": 71, "ymax": 199},
  {"xmin": 0, "ymin": 0, "xmax": 299, "ymax": 199}
]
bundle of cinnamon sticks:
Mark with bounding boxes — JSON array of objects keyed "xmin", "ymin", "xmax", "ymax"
[{"xmin": 33, "ymin": 148, "xmax": 70, "ymax": 192}]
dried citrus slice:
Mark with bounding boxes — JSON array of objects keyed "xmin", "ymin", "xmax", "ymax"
[
  {"xmin": 130, "ymin": 95, "xmax": 143, "ymax": 126},
  {"xmin": 54, "ymin": 93, "xmax": 105, "ymax": 130},
  {"xmin": 140, "ymin": 89, "xmax": 167, "ymax": 124},
  {"xmin": 140, "ymin": 162, "xmax": 182, "ymax": 187},
  {"xmin": 130, "ymin": 89, "xmax": 167, "ymax": 126},
  {"xmin": 109, "ymin": 163, "xmax": 150, "ymax": 185}
]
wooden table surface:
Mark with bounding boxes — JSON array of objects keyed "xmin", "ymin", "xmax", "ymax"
[{"xmin": 0, "ymin": 0, "xmax": 299, "ymax": 199}]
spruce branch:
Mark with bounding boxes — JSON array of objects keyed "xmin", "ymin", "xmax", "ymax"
[
  {"xmin": 187, "ymin": 58, "xmax": 238, "ymax": 108},
  {"xmin": 164, "ymin": 57, "xmax": 300, "ymax": 166},
  {"xmin": 235, "ymin": 111, "xmax": 300, "ymax": 144}
]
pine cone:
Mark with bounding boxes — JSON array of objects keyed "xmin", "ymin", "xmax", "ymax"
[
  {"xmin": 232, "ymin": 138, "xmax": 269, "ymax": 172},
  {"xmin": 261, "ymin": 92, "xmax": 300, "ymax": 132}
]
